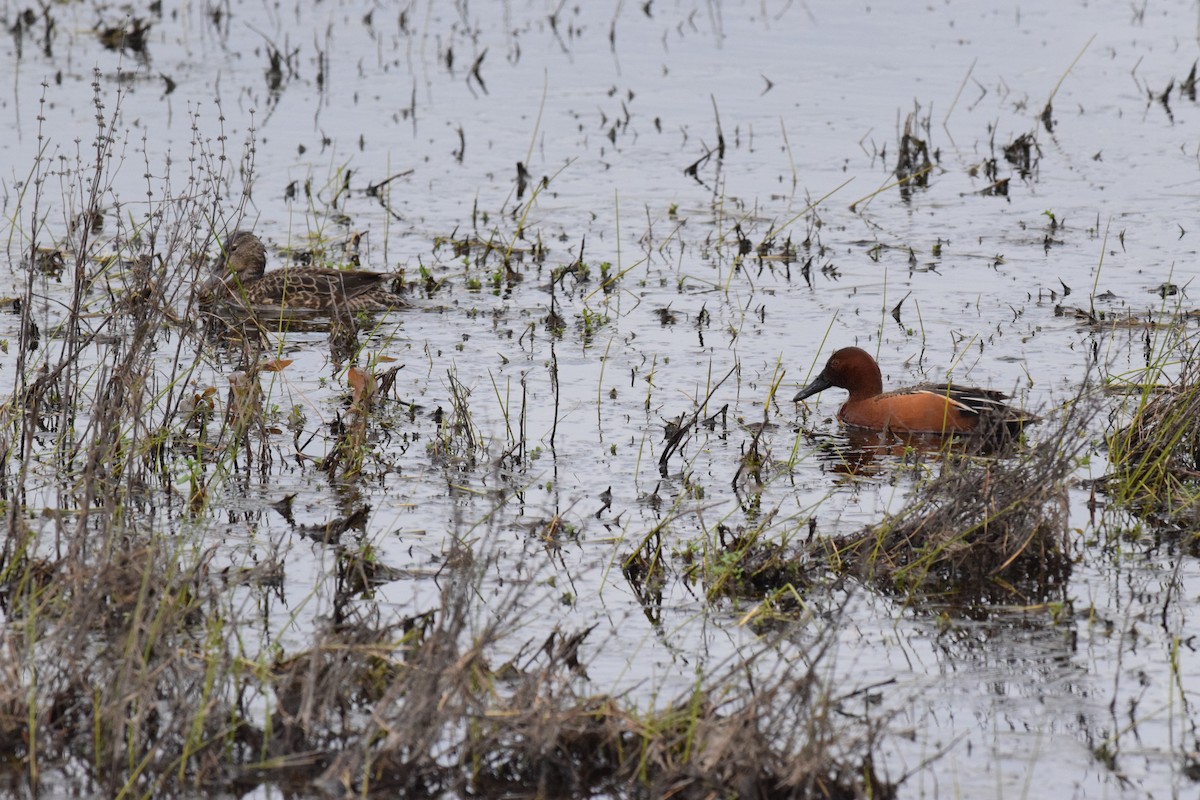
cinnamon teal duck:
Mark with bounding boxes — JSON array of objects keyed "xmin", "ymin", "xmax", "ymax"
[
  {"xmin": 206, "ymin": 231, "xmax": 407, "ymax": 313},
  {"xmin": 794, "ymin": 346, "xmax": 1038, "ymax": 435}
]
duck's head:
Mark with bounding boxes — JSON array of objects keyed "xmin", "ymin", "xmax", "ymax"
[
  {"xmin": 200, "ymin": 231, "xmax": 266, "ymax": 302},
  {"xmin": 218, "ymin": 231, "xmax": 267, "ymax": 284},
  {"xmin": 794, "ymin": 346, "xmax": 884, "ymax": 402}
]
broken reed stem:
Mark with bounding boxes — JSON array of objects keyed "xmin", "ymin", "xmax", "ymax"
[{"xmin": 549, "ymin": 339, "xmax": 560, "ymax": 455}]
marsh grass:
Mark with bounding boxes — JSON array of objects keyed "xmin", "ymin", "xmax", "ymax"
[
  {"xmin": 252, "ymin": 557, "xmax": 895, "ymax": 800},
  {"xmin": 0, "ymin": 73, "xmax": 895, "ymax": 799},
  {"xmin": 1105, "ymin": 333, "xmax": 1200, "ymax": 531},
  {"xmin": 824, "ymin": 398, "xmax": 1095, "ymax": 606},
  {"xmin": 684, "ymin": 518, "xmax": 822, "ymax": 611}
]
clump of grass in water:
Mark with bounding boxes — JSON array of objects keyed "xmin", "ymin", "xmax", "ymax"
[
  {"xmin": 245, "ymin": 541, "xmax": 896, "ymax": 799},
  {"xmin": 1106, "ymin": 335, "xmax": 1200, "ymax": 530},
  {"xmin": 429, "ymin": 367, "xmax": 484, "ymax": 467},
  {"xmin": 826, "ymin": 392, "xmax": 1095, "ymax": 606},
  {"xmin": 681, "ymin": 518, "xmax": 823, "ymax": 610},
  {"xmin": 323, "ymin": 360, "xmax": 403, "ymax": 481}
]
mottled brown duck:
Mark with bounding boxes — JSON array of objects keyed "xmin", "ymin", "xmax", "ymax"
[{"xmin": 206, "ymin": 231, "xmax": 407, "ymax": 313}]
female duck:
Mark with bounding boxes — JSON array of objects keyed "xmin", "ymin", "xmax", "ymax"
[
  {"xmin": 206, "ymin": 231, "xmax": 406, "ymax": 313},
  {"xmin": 793, "ymin": 346, "xmax": 1037, "ymax": 435}
]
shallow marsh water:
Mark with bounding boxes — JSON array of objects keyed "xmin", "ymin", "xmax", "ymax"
[{"xmin": 2, "ymin": 0, "xmax": 1200, "ymax": 797}]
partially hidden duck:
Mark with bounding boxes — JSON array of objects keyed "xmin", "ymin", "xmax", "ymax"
[
  {"xmin": 793, "ymin": 346, "xmax": 1037, "ymax": 435},
  {"xmin": 205, "ymin": 231, "xmax": 407, "ymax": 313}
]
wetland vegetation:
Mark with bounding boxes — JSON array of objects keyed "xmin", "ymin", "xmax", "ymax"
[{"xmin": 1, "ymin": 1, "xmax": 1199, "ymax": 798}]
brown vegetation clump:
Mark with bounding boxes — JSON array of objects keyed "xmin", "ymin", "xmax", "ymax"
[
  {"xmin": 827, "ymin": 402, "xmax": 1092, "ymax": 605},
  {"xmin": 258, "ymin": 563, "xmax": 895, "ymax": 800},
  {"xmin": 1106, "ymin": 340, "xmax": 1200, "ymax": 530},
  {"xmin": 895, "ymin": 107, "xmax": 933, "ymax": 200}
]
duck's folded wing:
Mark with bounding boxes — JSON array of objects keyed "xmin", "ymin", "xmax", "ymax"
[{"xmin": 914, "ymin": 384, "xmax": 1038, "ymax": 423}]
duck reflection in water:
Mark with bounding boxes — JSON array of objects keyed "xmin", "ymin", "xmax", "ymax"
[{"xmin": 810, "ymin": 426, "xmax": 1004, "ymax": 477}]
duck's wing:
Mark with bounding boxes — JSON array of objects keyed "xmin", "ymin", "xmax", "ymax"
[
  {"xmin": 912, "ymin": 383, "xmax": 1038, "ymax": 423},
  {"xmin": 335, "ymin": 270, "xmax": 408, "ymax": 309},
  {"xmin": 249, "ymin": 268, "xmax": 405, "ymax": 310},
  {"xmin": 332, "ymin": 269, "xmax": 389, "ymax": 296},
  {"xmin": 243, "ymin": 269, "xmax": 338, "ymax": 308}
]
